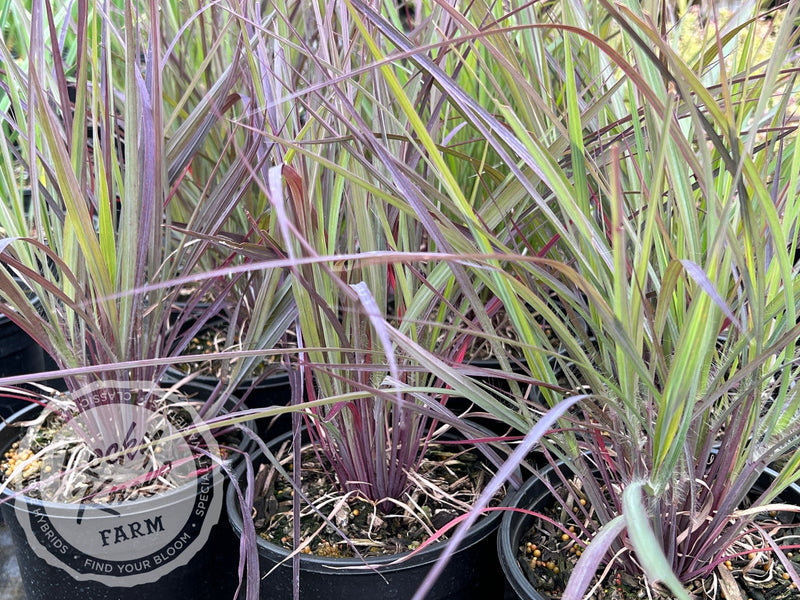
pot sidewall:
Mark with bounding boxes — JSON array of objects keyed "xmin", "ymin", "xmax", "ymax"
[
  {"xmin": 0, "ymin": 403, "xmax": 239, "ymax": 600},
  {"xmin": 497, "ymin": 466, "xmax": 557, "ymax": 600}
]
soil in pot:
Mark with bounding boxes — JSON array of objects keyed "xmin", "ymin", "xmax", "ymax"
[
  {"xmin": 227, "ymin": 426, "xmax": 509, "ymax": 600},
  {"xmin": 500, "ymin": 465, "xmax": 800, "ymax": 600},
  {"xmin": 255, "ymin": 435, "xmax": 500, "ymax": 558}
]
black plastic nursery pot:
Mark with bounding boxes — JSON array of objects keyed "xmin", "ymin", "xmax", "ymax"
[
  {"xmin": 0, "ymin": 402, "xmax": 250, "ymax": 600},
  {"xmin": 0, "ymin": 309, "xmax": 46, "ymax": 419},
  {"xmin": 163, "ymin": 366, "xmax": 293, "ymax": 439},
  {"xmin": 164, "ymin": 313, "xmax": 294, "ymax": 439},
  {"xmin": 226, "ymin": 427, "xmax": 508, "ymax": 600},
  {"xmin": 497, "ymin": 463, "xmax": 571, "ymax": 600},
  {"xmin": 445, "ymin": 358, "xmax": 532, "ymax": 437},
  {"xmin": 497, "ymin": 463, "xmax": 800, "ymax": 600}
]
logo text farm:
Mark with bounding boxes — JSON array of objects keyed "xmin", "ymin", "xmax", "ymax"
[{"xmin": 99, "ymin": 515, "xmax": 165, "ymax": 547}]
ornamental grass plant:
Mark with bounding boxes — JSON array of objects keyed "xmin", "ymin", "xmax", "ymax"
[
  {"xmin": 0, "ymin": 0, "xmax": 278, "ymax": 413},
  {"xmin": 377, "ymin": 1, "xmax": 800, "ymax": 598},
  {"xmin": 0, "ymin": 0, "xmax": 292, "ymax": 544},
  {"xmin": 217, "ymin": 0, "xmax": 525, "ymax": 568}
]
